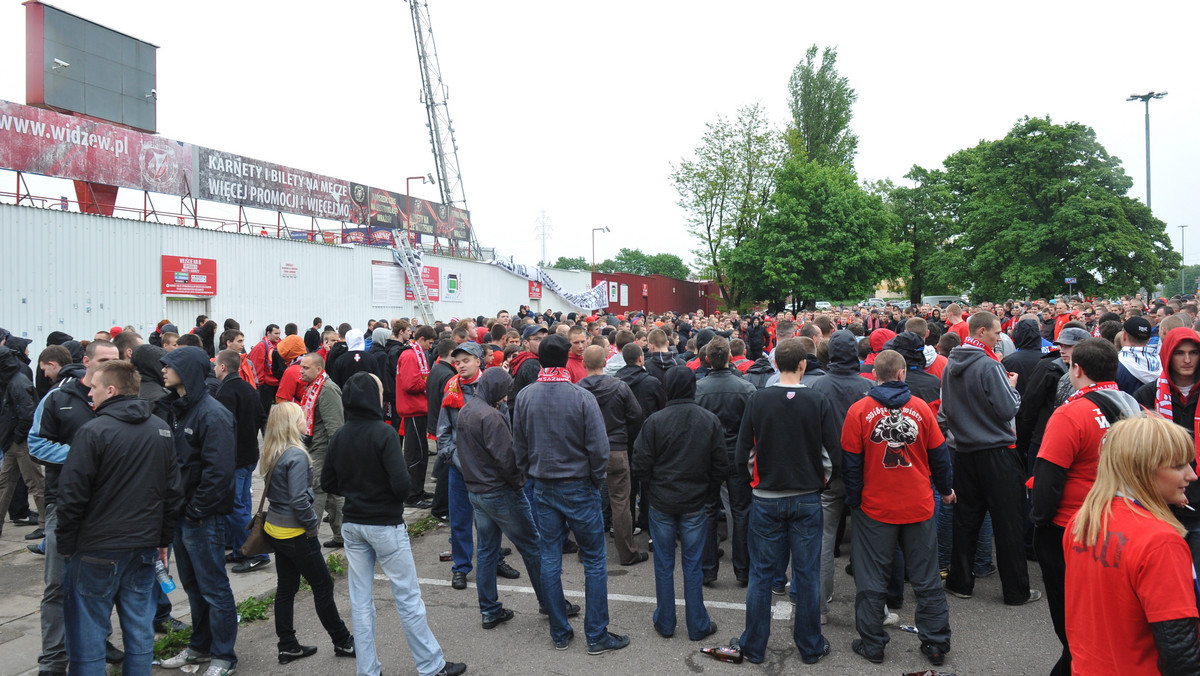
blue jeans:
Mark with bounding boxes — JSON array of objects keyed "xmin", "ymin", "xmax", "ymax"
[
  {"xmin": 342, "ymin": 522, "xmax": 447, "ymax": 676},
  {"xmin": 649, "ymin": 507, "xmax": 712, "ymax": 640},
  {"xmin": 740, "ymin": 493, "xmax": 825, "ymax": 664},
  {"xmin": 447, "ymin": 464, "xmax": 474, "ymax": 575},
  {"xmin": 63, "ymin": 548, "xmax": 157, "ymax": 676},
  {"xmin": 226, "ymin": 465, "xmax": 268, "ymax": 562},
  {"xmin": 469, "ymin": 487, "xmax": 547, "ymax": 621},
  {"xmin": 935, "ymin": 493, "xmax": 994, "ymax": 573},
  {"xmin": 533, "ymin": 479, "xmax": 610, "ymax": 644},
  {"xmin": 174, "ymin": 516, "xmax": 238, "ymax": 669}
]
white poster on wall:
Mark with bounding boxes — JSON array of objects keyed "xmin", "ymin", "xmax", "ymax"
[
  {"xmin": 443, "ymin": 270, "xmax": 464, "ymax": 302},
  {"xmin": 608, "ymin": 281, "xmax": 619, "ymax": 303},
  {"xmin": 371, "ymin": 260, "xmax": 406, "ymax": 307},
  {"xmin": 620, "ymin": 284, "xmax": 628, "ymax": 306}
]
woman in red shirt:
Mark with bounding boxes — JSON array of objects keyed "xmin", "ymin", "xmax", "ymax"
[{"xmin": 1064, "ymin": 415, "xmax": 1200, "ymax": 675}]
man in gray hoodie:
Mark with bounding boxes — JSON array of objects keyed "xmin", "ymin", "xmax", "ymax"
[{"xmin": 939, "ymin": 312, "xmax": 1038, "ymax": 606}]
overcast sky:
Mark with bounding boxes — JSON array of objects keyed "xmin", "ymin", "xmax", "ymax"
[{"xmin": 2, "ymin": 0, "xmax": 1196, "ymax": 276}]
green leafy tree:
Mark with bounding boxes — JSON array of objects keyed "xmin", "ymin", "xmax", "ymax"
[
  {"xmin": 945, "ymin": 116, "xmax": 1178, "ymax": 299},
  {"xmin": 1165, "ymin": 264, "xmax": 1200, "ymax": 297},
  {"xmin": 788, "ymin": 44, "xmax": 858, "ymax": 168},
  {"xmin": 730, "ymin": 157, "xmax": 907, "ymax": 308},
  {"xmin": 673, "ymin": 103, "xmax": 785, "ymax": 309},
  {"xmin": 549, "ymin": 256, "xmax": 590, "ymax": 271},
  {"xmin": 645, "ymin": 253, "xmax": 690, "ymax": 280},
  {"xmin": 609, "ymin": 248, "xmax": 691, "ymax": 279},
  {"xmin": 872, "ymin": 167, "xmax": 966, "ymax": 302}
]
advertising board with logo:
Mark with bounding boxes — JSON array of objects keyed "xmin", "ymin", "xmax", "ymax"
[{"xmin": 161, "ymin": 256, "xmax": 217, "ymax": 297}]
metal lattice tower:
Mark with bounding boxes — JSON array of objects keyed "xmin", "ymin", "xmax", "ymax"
[
  {"xmin": 534, "ymin": 210, "xmax": 553, "ymax": 266},
  {"xmin": 407, "ymin": 0, "xmax": 481, "ymax": 257}
]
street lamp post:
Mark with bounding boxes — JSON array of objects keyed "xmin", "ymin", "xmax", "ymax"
[
  {"xmin": 1126, "ymin": 91, "xmax": 1167, "ymax": 210},
  {"xmin": 592, "ymin": 226, "xmax": 610, "ymax": 273},
  {"xmin": 1181, "ymin": 224, "xmax": 1188, "ymax": 296}
]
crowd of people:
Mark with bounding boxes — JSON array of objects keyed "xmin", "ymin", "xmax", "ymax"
[{"xmin": 0, "ymin": 290, "xmax": 1198, "ymax": 675}]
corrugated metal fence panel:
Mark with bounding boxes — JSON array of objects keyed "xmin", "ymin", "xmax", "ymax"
[
  {"xmin": 589, "ymin": 271, "xmax": 705, "ymax": 315},
  {"xmin": 0, "ymin": 204, "xmax": 615, "ymax": 347}
]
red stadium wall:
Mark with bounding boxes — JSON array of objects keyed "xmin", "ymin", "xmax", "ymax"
[{"xmin": 590, "ymin": 272, "xmax": 720, "ymax": 315}]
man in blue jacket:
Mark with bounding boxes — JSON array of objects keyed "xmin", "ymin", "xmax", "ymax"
[{"xmin": 156, "ymin": 347, "xmax": 239, "ymax": 676}]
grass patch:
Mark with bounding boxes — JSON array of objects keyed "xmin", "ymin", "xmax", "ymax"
[
  {"xmin": 153, "ymin": 627, "xmax": 193, "ymax": 660},
  {"xmin": 236, "ymin": 592, "xmax": 275, "ymax": 624},
  {"xmin": 407, "ymin": 514, "xmax": 441, "ymax": 538},
  {"xmin": 326, "ymin": 552, "xmax": 348, "ymax": 575}
]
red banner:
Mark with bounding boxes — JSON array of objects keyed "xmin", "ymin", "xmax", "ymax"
[
  {"xmin": 161, "ymin": 255, "xmax": 217, "ymax": 296},
  {"xmin": 529, "ymin": 281, "xmax": 543, "ymax": 299},
  {"xmin": 0, "ymin": 100, "xmax": 194, "ymax": 195}
]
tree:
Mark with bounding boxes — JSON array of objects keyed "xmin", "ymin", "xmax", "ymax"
[
  {"xmin": 729, "ymin": 157, "xmax": 908, "ymax": 308},
  {"xmin": 944, "ymin": 116, "xmax": 1179, "ymax": 299},
  {"xmin": 873, "ymin": 167, "xmax": 966, "ymax": 303},
  {"xmin": 609, "ymin": 248, "xmax": 691, "ymax": 279},
  {"xmin": 788, "ymin": 44, "xmax": 858, "ymax": 168},
  {"xmin": 549, "ymin": 256, "xmax": 589, "ymax": 271},
  {"xmin": 672, "ymin": 103, "xmax": 785, "ymax": 309},
  {"xmin": 1164, "ymin": 264, "xmax": 1200, "ymax": 298}
]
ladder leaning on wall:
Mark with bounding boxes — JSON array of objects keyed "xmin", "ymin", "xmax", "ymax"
[{"xmin": 392, "ymin": 232, "xmax": 435, "ymax": 326}]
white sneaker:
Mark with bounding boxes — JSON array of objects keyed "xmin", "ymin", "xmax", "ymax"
[
  {"xmin": 160, "ymin": 648, "xmax": 212, "ymax": 669},
  {"xmin": 882, "ymin": 610, "xmax": 901, "ymax": 627},
  {"xmin": 201, "ymin": 666, "xmax": 236, "ymax": 676}
]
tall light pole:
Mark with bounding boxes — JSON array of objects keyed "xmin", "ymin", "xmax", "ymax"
[
  {"xmin": 1181, "ymin": 224, "xmax": 1188, "ymax": 296},
  {"xmin": 592, "ymin": 226, "xmax": 610, "ymax": 273},
  {"xmin": 1127, "ymin": 91, "xmax": 1167, "ymax": 210}
]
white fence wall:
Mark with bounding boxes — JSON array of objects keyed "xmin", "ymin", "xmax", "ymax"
[{"xmin": 0, "ymin": 203, "xmax": 593, "ymax": 347}]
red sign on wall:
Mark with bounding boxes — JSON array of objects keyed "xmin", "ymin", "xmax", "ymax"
[
  {"xmin": 405, "ymin": 265, "xmax": 440, "ymax": 301},
  {"xmin": 642, "ymin": 283, "xmax": 649, "ymax": 297},
  {"xmin": 529, "ymin": 281, "xmax": 543, "ymax": 299},
  {"xmin": 161, "ymin": 256, "xmax": 217, "ymax": 296}
]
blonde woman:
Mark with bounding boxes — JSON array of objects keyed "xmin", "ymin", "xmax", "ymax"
[
  {"xmin": 260, "ymin": 402, "xmax": 354, "ymax": 664},
  {"xmin": 1064, "ymin": 415, "xmax": 1200, "ymax": 675}
]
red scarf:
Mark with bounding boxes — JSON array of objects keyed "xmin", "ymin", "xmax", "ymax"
[
  {"xmin": 537, "ymin": 367, "xmax": 572, "ymax": 383},
  {"xmin": 1067, "ymin": 381, "xmax": 1119, "ymax": 403},
  {"xmin": 299, "ymin": 371, "xmax": 327, "ymax": 436},
  {"xmin": 409, "ymin": 341, "xmax": 430, "ymax": 376},
  {"xmin": 962, "ymin": 335, "xmax": 1000, "ymax": 362},
  {"xmin": 442, "ymin": 370, "xmax": 481, "ymax": 410}
]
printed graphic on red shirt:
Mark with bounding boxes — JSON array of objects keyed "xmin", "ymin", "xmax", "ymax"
[
  {"xmin": 870, "ymin": 409, "xmax": 918, "ymax": 468},
  {"xmin": 842, "ymin": 396, "xmax": 944, "ymax": 524}
]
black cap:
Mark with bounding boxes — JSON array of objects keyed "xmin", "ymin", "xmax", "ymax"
[
  {"xmin": 521, "ymin": 324, "xmax": 549, "ymax": 341},
  {"xmin": 1122, "ymin": 317, "xmax": 1152, "ymax": 341},
  {"xmin": 539, "ymin": 334, "xmax": 570, "ymax": 368}
]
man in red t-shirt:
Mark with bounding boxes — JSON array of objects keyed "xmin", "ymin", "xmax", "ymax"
[
  {"xmin": 842, "ymin": 350, "xmax": 955, "ymax": 667},
  {"xmin": 944, "ymin": 303, "xmax": 970, "ymax": 341},
  {"xmin": 1031, "ymin": 338, "xmax": 1140, "ymax": 675}
]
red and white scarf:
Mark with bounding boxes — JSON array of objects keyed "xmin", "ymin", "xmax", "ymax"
[
  {"xmin": 409, "ymin": 340, "xmax": 430, "ymax": 376},
  {"xmin": 537, "ymin": 367, "xmax": 572, "ymax": 383},
  {"xmin": 442, "ymin": 370, "xmax": 482, "ymax": 410},
  {"xmin": 1154, "ymin": 372, "xmax": 1200, "ymax": 455},
  {"xmin": 299, "ymin": 371, "xmax": 327, "ymax": 436},
  {"xmin": 962, "ymin": 335, "xmax": 1000, "ymax": 362},
  {"xmin": 1068, "ymin": 381, "xmax": 1119, "ymax": 403}
]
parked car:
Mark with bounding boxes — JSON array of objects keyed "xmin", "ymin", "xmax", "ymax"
[
  {"xmin": 860, "ymin": 298, "xmax": 886, "ymax": 308},
  {"xmin": 921, "ymin": 295, "xmax": 961, "ymax": 309},
  {"xmin": 815, "ymin": 301, "xmax": 832, "ymax": 309}
]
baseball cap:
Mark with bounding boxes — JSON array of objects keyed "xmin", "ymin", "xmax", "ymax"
[
  {"xmin": 1054, "ymin": 327, "xmax": 1093, "ymax": 346},
  {"xmin": 451, "ymin": 342, "xmax": 484, "ymax": 360},
  {"xmin": 1122, "ymin": 317, "xmax": 1152, "ymax": 342},
  {"xmin": 521, "ymin": 324, "xmax": 548, "ymax": 341}
]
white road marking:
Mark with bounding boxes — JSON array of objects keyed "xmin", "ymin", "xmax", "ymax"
[{"xmin": 372, "ymin": 575, "xmax": 795, "ymax": 620}]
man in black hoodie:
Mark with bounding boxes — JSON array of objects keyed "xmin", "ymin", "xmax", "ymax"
[
  {"xmin": 811, "ymin": 330, "xmax": 872, "ymax": 621},
  {"xmin": 214, "ymin": 350, "xmax": 269, "ymax": 573},
  {"xmin": 579, "ymin": 345, "xmax": 645, "ymax": 567},
  {"xmin": 0, "ymin": 343, "xmax": 45, "ymax": 537},
  {"xmin": 322, "ymin": 372, "xmax": 467, "ymax": 676},
  {"xmin": 615, "ymin": 342, "xmax": 665, "ymax": 535},
  {"xmin": 56, "ymin": 360, "xmax": 183, "ymax": 675},
  {"xmin": 734, "ymin": 338, "xmax": 839, "ymax": 666},
  {"xmin": 157, "ymin": 346, "xmax": 239, "ymax": 674},
  {"xmin": 644, "ymin": 328, "xmax": 683, "ymax": 383},
  {"xmin": 633, "ymin": 365, "xmax": 728, "ymax": 641},
  {"xmin": 1003, "ymin": 319, "xmax": 1045, "ymax": 398}
]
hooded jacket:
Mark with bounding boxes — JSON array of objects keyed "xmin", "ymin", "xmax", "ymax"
[
  {"xmin": 1002, "ymin": 320, "xmax": 1045, "ymax": 398},
  {"xmin": 744, "ymin": 354, "xmax": 776, "ymax": 390},
  {"xmin": 456, "ymin": 368, "xmax": 524, "ymax": 493},
  {"xmin": 841, "ymin": 381, "xmax": 952, "ymax": 522},
  {"xmin": 1015, "ymin": 350, "xmax": 1068, "ymax": 461},
  {"xmin": 328, "ymin": 330, "xmax": 376, "ymax": 389},
  {"xmin": 579, "ymin": 373, "xmax": 642, "ymax": 452},
  {"xmin": 809, "ymin": 331, "xmax": 872, "ymax": 469},
  {"xmin": 0, "ymin": 345, "xmax": 36, "ymax": 450},
  {"xmin": 644, "ymin": 351, "xmax": 684, "ymax": 383},
  {"xmin": 28, "ymin": 362, "xmax": 92, "ymax": 506},
  {"xmin": 216, "ymin": 372, "xmax": 267, "ymax": 468},
  {"xmin": 509, "ymin": 351, "xmax": 542, "ymax": 405},
  {"xmin": 1134, "ymin": 328, "xmax": 1200, "ymax": 521},
  {"xmin": 631, "ymin": 366, "xmax": 730, "ymax": 514},
  {"xmin": 161, "ymin": 347, "xmax": 237, "ymax": 520},
  {"xmin": 394, "ymin": 342, "xmax": 431, "ymax": 419},
  {"xmin": 695, "ymin": 367, "xmax": 756, "ymax": 457},
  {"xmin": 615, "ymin": 364, "xmax": 666, "ymax": 443},
  {"xmin": 55, "ymin": 394, "xmax": 183, "ymax": 556},
  {"xmin": 321, "ymin": 372, "xmax": 410, "ymax": 525},
  {"xmin": 940, "ymin": 340, "xmax": 1020, "ymax": 452},
  {"xmin": 132, "ymin": 344, "xmax": 170, "ymax": 403},
  {"xmin": 884, "ymin": 331, "xmax": 943, "ymax": 415}
]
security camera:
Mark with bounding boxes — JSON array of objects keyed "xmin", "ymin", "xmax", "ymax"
[
  {"xmin": 146, "ymin": 89, "xmax": 157, "ymax": 100},
  {"xmin": 52, "ymin": 58, "xmax": 70, "ymax": 69}
]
